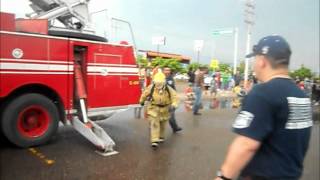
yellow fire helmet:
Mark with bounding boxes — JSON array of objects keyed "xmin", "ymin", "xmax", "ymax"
[{"xmin": 153, "ymin": 71, "xmax": 166, "ymax": 83}]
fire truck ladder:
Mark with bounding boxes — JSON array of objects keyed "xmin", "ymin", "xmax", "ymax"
[{"xmin": 27, "ymin": 0, "xmax": 93, "ymax": 32}]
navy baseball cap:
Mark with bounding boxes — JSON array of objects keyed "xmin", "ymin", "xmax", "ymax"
[{"xmin": 246, "ymin": 35, "xmax": 292, "ymax": 63}]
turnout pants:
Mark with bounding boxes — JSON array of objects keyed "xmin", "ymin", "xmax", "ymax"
[
  {"xmin": 149, "ymin": 116, "xmax": 167, "ymax": 143},
  {"xmin": 146, "ymin": 105, "xmax": 170, "ymax": 143}
]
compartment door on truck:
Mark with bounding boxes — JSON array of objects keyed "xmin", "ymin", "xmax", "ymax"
[{"xmin": 87, "ymin": 52, "xmax": 125, "ymax": 108}]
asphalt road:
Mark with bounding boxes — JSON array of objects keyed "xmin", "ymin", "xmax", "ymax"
[{"xmin": 1, "ymin": 99, "xmax": 319, "ymax": 180}]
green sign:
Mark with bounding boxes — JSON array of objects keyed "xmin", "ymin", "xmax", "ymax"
[{"xmin": 212, "ymin": 29, "xmax": 234, "ymax": 36}]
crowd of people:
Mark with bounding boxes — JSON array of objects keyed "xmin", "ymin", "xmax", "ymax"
[
  {"xmin": 186, "ymin": 66, "xmax": 320, "ymax": 106},
  {"xmin": 295, "ymin": 77, "xmax": 320, "ymax": 105},
  {"xmin": 187, "ymin": 69, "xmax": 257, "ymax": 98}
]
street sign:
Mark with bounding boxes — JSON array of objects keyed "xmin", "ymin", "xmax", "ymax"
[
  {"xmin": 152, "ymin": 36, "xmax": 166, "ymax": 45},
  {"xmin": 212, "ymin": 29, "xmax": 234, "ymax": 36},
  {"xmin": 194, "ymin": 40, "xmax": 204, "ymax": 52},
  {"xmin": 210, "ymin": 59, "xmax": 219, "ymax": 69}
]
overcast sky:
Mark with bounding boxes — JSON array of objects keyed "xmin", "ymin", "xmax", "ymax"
[{"xmin": 1, "ymin": 0, "xmax": 319, "ymax": 74}]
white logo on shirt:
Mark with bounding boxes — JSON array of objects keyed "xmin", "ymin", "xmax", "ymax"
[
  {"xmin": 286, "ymin": 97, "xmax": 313, "ymax": 129},
  {"xmin": 233, "ymin": 111, "xmax": 254, "ymax": 129}
]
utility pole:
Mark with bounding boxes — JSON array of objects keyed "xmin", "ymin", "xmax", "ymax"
[
  {"xmin": 233, "ymin": 27, "xmax": 239, "ymax": 75},
  {"xmin": 244, "ymin": 0, "xmax": 255, "ymax": 86},
  {"xmin": 194, "ymin": 40, "xmax": 204, "ymax": 64}
]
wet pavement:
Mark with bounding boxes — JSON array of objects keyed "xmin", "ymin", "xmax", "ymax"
[{"xmin": 1, "ymin": 98, "xmax": 319, "ymax": 180}]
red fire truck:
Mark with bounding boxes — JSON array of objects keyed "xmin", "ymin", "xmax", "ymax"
[{"xmin": 0, "ymin": 0, "xmax": 141, "ymax": 155}]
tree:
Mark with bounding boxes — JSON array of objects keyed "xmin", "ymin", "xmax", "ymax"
[
  {"xmin": 237, "ymin": 61, "xmax": 245, "ymax": 74},
  {"xmin": 150, "ymin": 57, "xmax": 184, "ymax": 73},
  {"xmin": 290, "ymin": 65, "xmax": 312, "ymax": 80},
  {"xmin": 137, "ymin": 55, "xmax": 148, "ymax": 68},
  {"xmin": 187, "ymin": 62, "xmax": 209, "ymax": 72},
  {"xmin": 187, "ymin": 63, "xmax": 201, "ymax": 72},
  {"xmin": 137, "ymin": 56, "xmax": 186, "ymax": 74},
  {"xmin": 218, "ymin": 63, "xmax": 231, "ymax": 73}
]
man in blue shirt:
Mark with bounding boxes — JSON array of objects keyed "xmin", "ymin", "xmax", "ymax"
[
  {"xmin": 214, "ymin": 35, "xmax": 312, "ymax": 180},
  {"xmin": 163, "ymin": 67, "xmax": 182, "ymax": 133}
]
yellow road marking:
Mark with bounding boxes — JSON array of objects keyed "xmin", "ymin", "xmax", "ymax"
[
  {"xmin": 45, "ymin": 159, "xmax": 55, "ymax": 165},
  {"xmin": 28, "ymin": 148, "xmax": 55, "ymax": 166}
]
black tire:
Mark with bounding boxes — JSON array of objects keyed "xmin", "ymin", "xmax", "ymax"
[{"xmin": 1, "ymin": 94, "xmax": 59, "ymax": 147}]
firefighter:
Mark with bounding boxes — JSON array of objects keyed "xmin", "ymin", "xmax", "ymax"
[{"xmin": 140, "ymin": 71, "xmax": 179, "ymax": 148}]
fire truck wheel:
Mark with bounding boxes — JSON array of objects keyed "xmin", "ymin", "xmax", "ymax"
[{"xmin": 1, "ymin": 94, "xmax": 59, "ymax": 147}]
